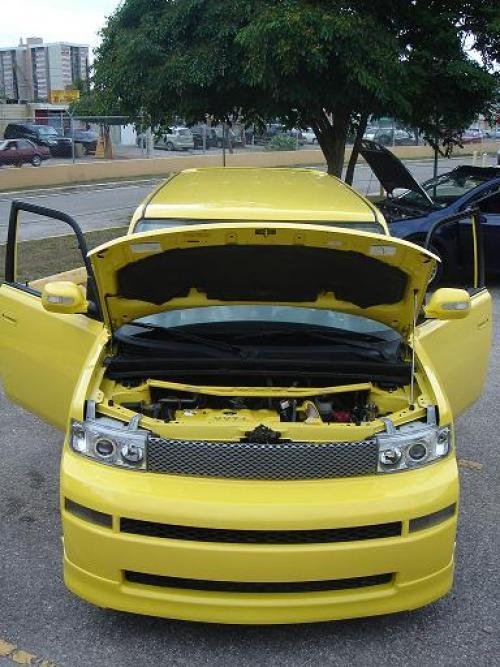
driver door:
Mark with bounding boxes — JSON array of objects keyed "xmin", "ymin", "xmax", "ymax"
[
  {"xmin": 0, "ymin": 202, "xmax": 107, "ymax": 430},
  {"xmin": 415, "ymin": 209, "xmax": 492, "ymax": 418}
]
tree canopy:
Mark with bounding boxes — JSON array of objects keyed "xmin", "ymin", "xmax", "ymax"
[{"xmin": 91, "ymin": 0, "xmax": 499, "ymax": 175}]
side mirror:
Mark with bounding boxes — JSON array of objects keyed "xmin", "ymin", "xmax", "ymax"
[
  {"xmin": 424, "ymin": 288, "xmax": 471, "ymax": 320},
  {"xmin": 42, "ymin": 281, "xmax": 88, "ymax": 314}
]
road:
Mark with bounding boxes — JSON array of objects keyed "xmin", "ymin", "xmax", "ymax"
[
  {"xmin": 0, "ymin": 155, "xmax": 484, "ymax": 243},
  {"xmin": 0, "ymin": 285, "xmax": 498, "ymax": 666},
  {"xmin": 0, "ymin": 158, "xmax": 498, "ymax": 665}
]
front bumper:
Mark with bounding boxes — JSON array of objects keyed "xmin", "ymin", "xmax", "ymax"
[{"xmin": 61, "ymin": 452, "xmax": 458, "ymax": 624}]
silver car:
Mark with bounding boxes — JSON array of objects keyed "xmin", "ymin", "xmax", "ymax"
[{"xmin": 157, "ymin": 126, "xmax": 194, "ymax": 151}]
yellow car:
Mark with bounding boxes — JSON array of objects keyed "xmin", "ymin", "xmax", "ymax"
[{"xmin": 0, "ymin": 168, "xmax": 492, "ymax": 625}]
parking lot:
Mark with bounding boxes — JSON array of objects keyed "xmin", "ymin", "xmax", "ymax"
[
  {"xmin": 0, "ymin": 162, "xmax": 498, "ymax": 665},
  {"xmin": 0, "ymin": 276, "xmax": 498, "ymax": 665}
]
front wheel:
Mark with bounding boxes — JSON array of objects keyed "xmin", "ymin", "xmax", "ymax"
[
  {"xmin": 165, "ymin": 141, "xmax": 174, "ymax": 151},
  {"xmin": 31, "ymin": 155, "xmax": 42, "ymax": 167}
]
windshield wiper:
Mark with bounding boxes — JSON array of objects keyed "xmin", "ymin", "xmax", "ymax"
[
  {"xmin": 124, "ymin": 322, "xmax": 245, "ymax": 357},
  {"xmin": 234, "ymin": 326, "xmax": 388, "ymax": 345}
]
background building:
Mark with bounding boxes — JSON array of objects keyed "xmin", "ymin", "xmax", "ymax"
[{"xmin": 0, "ymin": 37, "xmax": 89, "ymax": 103}]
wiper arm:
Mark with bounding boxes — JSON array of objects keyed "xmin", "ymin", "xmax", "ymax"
[
  {"xmin": 234, "ymin": 327, "xmax": 387, "ymax": 350},
  {"xmin": 125, "ymin": 322, "xmax": 245, "ymax": 357}
]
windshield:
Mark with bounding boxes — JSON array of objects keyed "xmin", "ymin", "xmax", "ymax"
[
  {"xmin": 134, "ymin": 305, "xmax": 395, "ymax": 337},
  {"xmin": 396, "ymin": 169, "xmax": 492, "ymax": 209},
  {"xmin": 134, "ymin": 218, "xmax": 385, "ymax": 234},
  {"xmin": 36, "ymin": 126, "xmax": 59, "ymax": 136}
]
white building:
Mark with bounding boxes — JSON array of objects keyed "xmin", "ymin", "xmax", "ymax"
[{"xmin": 0, "ymin": 37, "xmax": 89, "ymax": 102}]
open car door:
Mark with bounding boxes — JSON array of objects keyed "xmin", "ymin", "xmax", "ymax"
[
  {"xmin": 0, "ymin": 202, "xmax": 107, "ymax": 430},
  {"xmin": 415, "ymin": 209, "xmax": 492, "ymax": 417}
]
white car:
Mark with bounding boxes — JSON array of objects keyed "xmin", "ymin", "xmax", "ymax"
[
  {"xmin": 302, "ymin": 127, "xmax": 317, "ymax": 144},
  {"xmin": 156, "ymin": 126, "xmax": 194, "ymax": 151}
]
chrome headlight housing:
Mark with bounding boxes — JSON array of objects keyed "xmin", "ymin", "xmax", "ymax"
[
  {"xmin": 376, "ymin": 420, "xmax": 451, "ymax": 473},
  {"xmin": 71, "ymin": 416, "xmax": 148, "ymax": 470}
]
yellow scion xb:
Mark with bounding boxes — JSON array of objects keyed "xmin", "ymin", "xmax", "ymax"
[{"xmin": 0, "ymin": 168, "xmax": 492, "ymax": 624}]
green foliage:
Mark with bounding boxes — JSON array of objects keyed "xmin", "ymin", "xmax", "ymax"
[
  {"xmin": 91, "ymin": 0, "xmax": 499, "ymax": 175},
  {"xmin": 267, "ymin": 133, "xmax": 297, "ymax": 151}
]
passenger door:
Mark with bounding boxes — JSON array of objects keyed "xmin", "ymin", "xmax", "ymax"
[
  {"xmin": 0, "ymin": 202, "xmax": 107, "ymax": 430},
  {"xmin": 477, "ymin": 190, "xmax": 500, "ymax": 270},
  {"xmin": 416, "ymin": 210, "xmax": 492, "ymax": 417}
]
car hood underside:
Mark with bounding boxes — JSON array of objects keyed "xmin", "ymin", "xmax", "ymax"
[{"xmin": 89, "ymin": 222, "xmax": 436, "ymax": 334}]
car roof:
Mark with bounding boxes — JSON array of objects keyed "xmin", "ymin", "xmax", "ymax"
[{"xmin": 143, "ymin": 168, "xmax": 379, "ymax": 222}]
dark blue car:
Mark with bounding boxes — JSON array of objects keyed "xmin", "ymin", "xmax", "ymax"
[{"xmin": 360, "ymin": 141, "xmax": 500, "ymax": 282}]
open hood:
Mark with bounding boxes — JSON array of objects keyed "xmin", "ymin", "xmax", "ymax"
[
  {"xmin": 89, "ymin": 222, "xmax": 437, "ymax": 335},
  {"xmin": 360, "ymin": 141, "xmax": 434, "ymax": 206}
]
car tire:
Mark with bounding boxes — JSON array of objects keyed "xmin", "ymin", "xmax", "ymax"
[
  {"xmin": 31, "ymin": 155, "xmax": 42, "ymax": 167},
  {"xmin": 166, "ymin": 141, "xmax": 174, "ymax": 151}
]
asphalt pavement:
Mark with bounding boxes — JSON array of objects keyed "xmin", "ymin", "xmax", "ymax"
[
  {"xmin": 0, "ymin": 284, "xmax": 498, "ymax": 666},
  {"xmin": 0, "ymin": 155, "xmax": 487, "ymax": 244}
]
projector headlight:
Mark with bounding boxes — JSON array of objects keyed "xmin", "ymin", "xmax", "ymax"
[
  {"xmin": 70, "ymin": 417, "xmax": 148, "ymax": 470},
  {"xmin": 377, "ymin": 421, "xmax": 451, "ymax": 473}
]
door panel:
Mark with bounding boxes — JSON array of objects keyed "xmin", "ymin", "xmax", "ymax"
[
  {"xmin": 0, "ymin": 284, "xmax": 106, "ymax": 430},
  {"xmin": 416, "ymin": 289, "xmax": 492, "ymax": 417}
]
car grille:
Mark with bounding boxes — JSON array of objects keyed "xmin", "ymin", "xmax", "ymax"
[
  {"xmin": 123, "ymin": 571, "xmax": 393, "ymax": 593},
  {"xmin": 120, "ymin": 519, "xmax": 402, "ymax": 543},
  {"xmin": 146, "ymin": 437, "xmax": 378, "ymax": 479}
]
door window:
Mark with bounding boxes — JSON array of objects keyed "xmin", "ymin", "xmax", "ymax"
[
  {"xmin": 1, "ymin": 201, "xmax": 101, "ymax": 317},
  {"xmin": 477, "ymin": 191, "xmax": 500, "ymax": 214}
]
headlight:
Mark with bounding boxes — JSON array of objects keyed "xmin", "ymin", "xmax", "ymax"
[
  {"xmin": 377, "ymin": 421, "xmax": 451, "ymax": 473},
  {"xmin": 71, "ymin": 417, "xmax": 148, "ymax": 470}
]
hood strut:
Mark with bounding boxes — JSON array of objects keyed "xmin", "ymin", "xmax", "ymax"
[{"xmin": 409, "ymin": 290, "xmax": 418, "ymax": 407}]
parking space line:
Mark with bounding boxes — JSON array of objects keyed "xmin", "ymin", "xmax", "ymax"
[
  {"xmin": 0, "ymin": 638, "xmax": 57, "ymax": 666},
  {"xmin": 458, "ymin": 458, "xmax": 484, "ymax": 470}
]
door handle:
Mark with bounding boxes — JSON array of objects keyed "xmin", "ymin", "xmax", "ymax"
[{"xmin": 1, "ymin": 312, "xmax": 17, "ymax": 324}]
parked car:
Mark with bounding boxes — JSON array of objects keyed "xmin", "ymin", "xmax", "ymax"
[
  {"xmin": 190, "ymin": 124, "xmax": 218, "ymax": 149},
  {"xmin": 460, "ymin": 128, "xmax": 483, "ymax": 144},
  {"xmin": 302, "ymin": 127, "xmax": 317, "ymax": 144},
  {"xmin": 360, "ymin": 140, "xmax": 500, "ymax": 282},
  {"xmin": 155, "ymin": 126, "xmax": 194, "ymax": 151},
  {"xmin": 0, "ymin": 139, "xmax": 50, "ymax": 167},
  {"xmin": 363, "ymin": 128, "xmax": 415, "ymax": 146},
  {"xmin": 64, "ymin": 129, "xmax": 99, "ymax": 155},
  {"xmin": 484, "ymin": 127, "xmax": 500, "ymax": 140},
  {"xmin": 4, "ymin": 122, "xmax": 73, "ymax": 157},
  {"xmin": 0, "ymin": 171, "xmax": 491, "ymax": 623}
]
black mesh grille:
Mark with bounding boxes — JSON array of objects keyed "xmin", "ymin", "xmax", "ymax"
[
  {"xmin": 120, "ymin": 518, "xmax": 402, "ymax": 543},
  {"xmin": 146, "ymin": 437, "xmax": 378, "ymax": 479},
  {"xmin": 124, "ymin": 571, "xmax": 393, "ymax": 593}
]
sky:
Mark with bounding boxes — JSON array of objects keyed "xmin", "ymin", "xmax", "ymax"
[{"xmin": 0, "ymin": 0, "xmax": 121, "ymax": 51}]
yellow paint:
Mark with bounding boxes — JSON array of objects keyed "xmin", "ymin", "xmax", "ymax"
[
  {"xmin": 0, "ymin": 285, "xmax": 107, "ymax": 429},
  {"xmin": 458, "ymin": 459, "xmax": 483, "ymax": 470},
  {"xmin": 90, "ymin": 221, "xmax": 436, "ymax": 332},
  {"xmin": 0, "ymin": 639, "xmax": 56, "ymax": 667},
  {"xmin": 146, "ymin": 378, "xmax": 372, "ymax": 398},
  {"xmin": 11, "ymin": 649, "xmax": 37, "ymax": 665},
  {"xmin": 0, "ymin": 640, "xmax": 17, "ymax": 657},
  {"xmin": 0, "ymin": 169, "xmax": 492, "ymax": 624},
  {"xmin": 136, "ymin": 168, "xmax": 387, "ymax": 227}
]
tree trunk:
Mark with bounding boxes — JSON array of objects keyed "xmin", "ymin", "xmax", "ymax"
[
  {"xmin": 345, "ymin": 112, "xmax": 369, "ymax": 185},
  {"xmin": 310, "ymin": 109, "xmax": 350, "ymax": 177}
]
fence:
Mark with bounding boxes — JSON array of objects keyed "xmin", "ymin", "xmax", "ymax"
[{"xmin": 1, "ymin": 112, "xmax": 499, "ymax": 195}]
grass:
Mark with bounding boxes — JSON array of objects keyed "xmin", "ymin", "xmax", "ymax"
[{"xmin": 0, "ymin": 226, "xmax": 128, "ymax": 284}]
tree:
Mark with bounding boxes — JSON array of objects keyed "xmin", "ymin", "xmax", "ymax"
[
  {"xmin": 70, "ymin": 85, "xmax": 131, "ymax": 159},
  {"xmin": 92, "ymin": 0, "xmax": 498, "ymax": 176}
]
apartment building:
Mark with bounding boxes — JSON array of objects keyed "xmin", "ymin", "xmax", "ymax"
[{"xmin": 0, "ymin": 37, "xmax": 89, "ymax": 102}]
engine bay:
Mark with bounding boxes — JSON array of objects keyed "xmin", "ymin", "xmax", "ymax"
[{"xmin": 95, "ymin": 374, "xmax": 424, "ymax": 442}]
